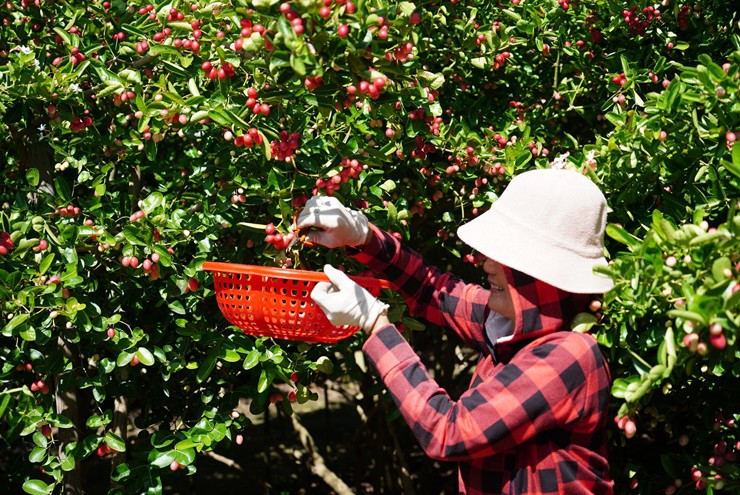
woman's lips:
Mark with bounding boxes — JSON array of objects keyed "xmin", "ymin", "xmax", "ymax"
[{"xmin": 488, "ymin": 277, "xmax": 504, "ymax": 291}]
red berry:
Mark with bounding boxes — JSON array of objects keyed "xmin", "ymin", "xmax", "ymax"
[
  {"xmin": 710, "ymin": 333, "xmax": 727, "ymax": 350},
  {"xmin": 624, "ymin": 418, "xmax": 637, "ymax": 438}
]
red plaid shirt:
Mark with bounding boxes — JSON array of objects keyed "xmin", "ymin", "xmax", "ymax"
[{"xmin": 351, "ymin": 225, "xmax": 614, "ymax": 495}]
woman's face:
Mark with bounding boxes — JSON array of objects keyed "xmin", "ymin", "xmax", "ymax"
[{"xmin": 481, "ymin": 258, "xmax": 515, "ymax": 320}]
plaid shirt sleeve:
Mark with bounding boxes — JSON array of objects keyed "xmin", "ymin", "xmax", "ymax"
[
  {"xmin": 349, "ymin": 223, "xmax": 489, "ymax": 351},
  {"xmin": 363, "ymin": 325, "xmax": 609, "ymax": 462}
]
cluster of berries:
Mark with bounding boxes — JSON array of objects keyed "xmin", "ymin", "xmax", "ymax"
[
  {"xmin": 313, "ymin": 158, "xmax": 365, "ymax": 195},
  {"xmin": 346, "ymin": 75, "xmax": 387, "ymax": 101},
  {"xmin": 279, "ymin": 2, "xmax": 305, "ymax": 35},
  {"xmin": 233, "ymin": 128, "xmax": 264, "ymax": 148},
  {"xmin": 56, "ymin": 204, "xmax": 82, "ymax": 217},
  {"xmin": 621, "ymin": 5, "xmax": 662, "ymax": 36},
  {"xmin": 269, "ymin": 131, "xmax": 301, "ymax": 161},
  {"xmin": 70, "ymin": 115, "xmax": 93, "ymax": 133},
  {"xmin": 0, "ymin": 232, "xmax": 13, "ymax": 255},
  {"xmin": 410, "ymin": 136, "xmax": 437, "ymax": 160},
  {"xmin": 246, "ymin": 87, "xmax": 271, "ymax": 116},
  {"xmin": 201, "ymin": 60, "xmax": 236, "ymax": 80},
  {"xmin": 264, "ymin": 223, "xmax": 297, "ymax": 251}
]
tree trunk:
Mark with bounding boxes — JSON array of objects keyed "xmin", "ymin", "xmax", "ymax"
[
  {"xmin": 55, "ymin": 337, "xmax": 83, "ymax": 495},
  {"xmin": 10, "ymin": 127, "xmax": 55, "ymax": 201}
]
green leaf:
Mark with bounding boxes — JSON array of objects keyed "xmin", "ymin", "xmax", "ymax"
[
  {"xmin": 667, "ymin": 309, "xmax": 707, "ymax": 325},
  {"xmin": 116, "ymin": 352, "xmax": 134, "ymax": 367},
  {"xmin": 711, "ymin": 256, "xmax": 731, "ymax": 282},
  {"xmin": 38, "ymin": 253, "xmax": 55, "ymax": 275},
  {"xmin": 136, "ymin": 347, "xmax": 156, "ymax": 366},
  {"xmin": 86, "ymin": 412, "xmax": 112, "ymax": 428},
  {"xmin": 3, "ymin": 313, "xmax": 29, "ymax": 335},
  {"xmin": 611, "ymin": 376, "xmax": 638, "ymax": 399},
  {"xmin": 188, "ymin": 78, "xmax": 200, "ymax": 97},
  {"xmin": 207, "ymin": 109, "xmax": 233, "ymax": 126},
  {"xmin": 151, "ymin": 450, "xmax": 177, "ymax": 469},
  {"xmin": 160, "ymin": 60, "xmax": 189, "ymax": 78},
  {"xmin": 122, "ymin": 225, "xmax": 147, "ymax": 246},
  {"xmin": 571, "ymin": 312, "xmax": 598, "ymax": 334},
  {"xmin": 26, "ymin": 168, "xmax": 39, "ymax": 187},
  {"xmin": 724, "ymin": 143, "xmax": 740, "ymax": 178},
  {"xmin": 0, "ymin": 394, "xmax": 11, "ymax": 420},
  {"xmin": 140, "ymin": 192, "xmax": 164, "ymax": 213},
  {"xmin": 220, "ymin": 349, "xmax": 241, "ymax": 363},
  {"xmin": 291, "ymin": 51, "xmax": 307, "ymax": 74},
  {"xmin": 315, "ymin": 356, "xmax": 334, "ymax": 375},
  {"xmin": 175, "ymin": 438, "xmax": 201, "ymax": 451},
  {"xmin": 32, "ymin": 432, "xmax": 48, "ymax": 449},
  {"xmin": 242, "ymin": 349, "xmax": 260, "ymax": 370},
  {"xmin": 152, "ymin": 244, "xmax": 173, "ymax": 267},
  {"xmin": 54, "ymin": 176, "xmax": 72, "ymax": 202},
  {"xmin": 111, "ymin": 462, "xmax": 131, "ymax": 482},
  {"xmin": 196, "ymin": 349, "xmax": 218, "ymax": 383},
  {"xmin": 22, "ymin": 479, "xmax": 52, "ymax": 495},
  {"xmin": 60, "ymin": 454, "xmax": 75, "ymax": 472},
  {"xmin": 28, "ymin": 446, "xmax": 47, "ymax": 463},
  {"xmin": 257, "ymin": 367, "xmax": 272, "ymax": 393},
  {"xmin": 696, "ymin": 65, "xmax": 713, "ymax": 90},
  {"xmin": 606, "ymin": 224, "xmax": 641, "ymax": 249},
  {"xmin": 105, "ymin": 431, "xmax": 127, "ymax": 452}
]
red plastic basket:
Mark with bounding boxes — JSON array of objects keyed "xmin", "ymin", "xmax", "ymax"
[{"xmin": 202, "ymin": 262, "xmax": 391, "ymax": 343}]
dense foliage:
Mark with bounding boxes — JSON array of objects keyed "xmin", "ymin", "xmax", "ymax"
[{"xmin": 0, "ymin": 0, "xmax": 738, "ymax": 493}]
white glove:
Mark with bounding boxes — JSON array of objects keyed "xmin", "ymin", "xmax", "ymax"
[
  {"xmin": 311, "ymin": 264, "xmax": 389, "ymax": 333},
  {"xmin": 295, "ymin": 196, "xmax": 370, "ymax": 248}
]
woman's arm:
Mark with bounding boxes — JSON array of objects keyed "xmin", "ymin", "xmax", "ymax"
[
  {"xmin": 363, "ymin": 325, "xmax": 609, "ymax": 461},
  {"xmin": 349, "ymin": 223, "xmax": 490, "ymax": 350}
]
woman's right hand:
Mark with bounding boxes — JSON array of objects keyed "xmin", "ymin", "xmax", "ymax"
[{"xmin": 295, "ymin": 196, "xmax": 370, "ymax": 248}]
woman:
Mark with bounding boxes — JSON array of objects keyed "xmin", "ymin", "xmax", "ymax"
[{"xmin": 299, "ymin": 168, "xmax": 615, "ymax": 494}]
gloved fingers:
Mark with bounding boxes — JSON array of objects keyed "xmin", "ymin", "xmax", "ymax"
[
  {"xmin": 303, "ymin": 195, "xmax": 338, "ymax": 209},
  {"xmin": 295, "ymin": 208, "xmax": 318, "ymax": 229},
  {"xmin": 322, "ymin": 264, "xmax": 356, "ymax": 290},
  {"xmin": 295, "ymin": 206, "xmax": 343, "ymax": 230},
  {"xmin": 310, "ymin": 281, "xmax": 333, "ymax": 309},
  {"xmin": 303, "ymin": 230, "xmax": 335, "ymax": 248}
]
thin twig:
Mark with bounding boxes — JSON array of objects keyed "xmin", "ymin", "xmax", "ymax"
[
  {"xmin": 290, "ymin": 413, "xmax": 355, "ymax": 495},
  {"xmin": 203, "ymin": 451, "xmax": 244, "ymax": 471},
  {"xmin": 203, "ymin": 451, "xmax": 273, "ymax": 491}
]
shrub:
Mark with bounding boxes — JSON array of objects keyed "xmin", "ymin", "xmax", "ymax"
[{"xmin": 0, "ymin": 0, "xmax": 737, "ymax": 493}]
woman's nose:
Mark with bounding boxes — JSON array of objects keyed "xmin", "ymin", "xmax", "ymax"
[{"xmin": 482, "ymin": 258, "xmax": 498, "ymax": 272}]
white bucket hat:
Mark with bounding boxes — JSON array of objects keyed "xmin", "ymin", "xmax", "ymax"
[{"xmin": 457, "ymin": 168, "xmax": 614, "ymax": 294}]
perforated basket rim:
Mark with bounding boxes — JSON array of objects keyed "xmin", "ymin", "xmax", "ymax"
[
  {"xmin": 201, "ymin": 261, "xmax": 392, "ymax": 343},
  {"xmin": 202, "ymin": 261, "xmax": 392, "ymax": 289}
]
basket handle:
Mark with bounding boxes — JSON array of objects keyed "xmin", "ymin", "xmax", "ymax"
[{"xmin": 202, "ymin": 262, "xmax": 393, "ymax": 290}]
